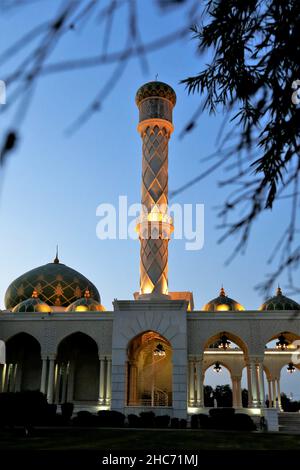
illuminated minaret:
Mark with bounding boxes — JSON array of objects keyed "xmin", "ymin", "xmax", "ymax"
[{"xmin": 135, "ymin": 81, "xmax": 176, "ymax": 298}]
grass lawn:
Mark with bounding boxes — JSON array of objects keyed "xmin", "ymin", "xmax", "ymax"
[{"xmin": 0, "ymin": 428, "xmax": 300, "ymax": 451}]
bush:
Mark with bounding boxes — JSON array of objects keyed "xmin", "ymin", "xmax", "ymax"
[
  {"xmin": 198, "ymin": 414, "xmax": 210, "ymax": 429},
  {"xmin": 233, "ymin": 413, "xmax": 256, "ymax": 431},
  {"xmin": 209, "ymin": 407, "xmax": 235, "ymax": 418},
  {"xmin": 128, "ymin": 414, "xmax": 141, "ymax": 428},
  {"xmin": 72, "ymin": 411, "xmax": 98, "ymax": 427},
  {"xmin": 154, "ymin": 415, "xmax": 170, "ymax": 428},
  {"xmin": 180, "ymin": 418, "xmax": 187, "ymax": 429},
  {"xmin": 170, "ymin": 417, "xmax": 179, "ymax": 429},
  {"xmin": 190, "ymin": 414, "xmax": 199, "ymax": 429},
  {"xmin": 139, "ymin": 411, "xmax": 155, "ymax": 428},
  {"xmin": 61, "ymin": 402, "xmax": 74, "ymax": 421},
  {"xmin": 97, "ymin": 410, "xmax": 125, "ymax": 427},
  {"xmin": 0, "ymin": 391, "xmax": 50, "ymax": 427}
]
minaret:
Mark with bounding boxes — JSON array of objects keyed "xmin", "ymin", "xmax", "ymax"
[{"xmin": 135, "ymin": 81, "xmax": 176, "ymax": 299}]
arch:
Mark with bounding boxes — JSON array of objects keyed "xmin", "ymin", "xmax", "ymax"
[
  {"xmin": 4, "ymin": 332, "xmax": 42, "ymax": 392},
  {"xmin": 265, "ymin": 331, "xmax": 300, "ymax": 348},
  {"xmin": 56, "ymin": 332, "xmax": 99, "ymax": 402},
  {"xmin": 56, "ymin": 329, "xmax": 100, "ymax": 355},
  {"xmin": 127, "ymin": 330, "xmax": 173, "ymax": 407},
  {"xmin": 204, "ymin": 330, "xmax": 248, "ymax": 354},
  {"xmin": 203, "ymin": 363, "xmax": 233, "ymax": 407}
]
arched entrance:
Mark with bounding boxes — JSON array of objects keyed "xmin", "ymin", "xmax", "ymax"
[
  {"xmin": 4, "ymin": 333, "xmax": 41, "ymax": 392},
  {"xmin": 56, "ymin": 332, "xmax": 99, "ymax": 403},
  {"xmin": 203, "ymin": 363, "xmax": 233, "ymax": 407},
  {"xmin": 127, "ymin": 331, "xmax": 172, "ymax": 407}
]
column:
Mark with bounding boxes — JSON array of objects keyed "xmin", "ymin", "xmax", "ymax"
[
  {"xmin": 67, "ymin": 361, "xmax": 74, "ymax": 402},
  {"xmin": 272, "ymin": 380, "xmax": 277, "ymax": 408},
  {"xmin": 246, "ymin": 363, "xmax": 253, "ymax": 407},
  {"xmin": 250, "ymin": 361, "xmax": 259, "ymax": 407},
  {"xmin": 47, "ymin": 357, "xmax": 56, "ymax": 404},
  {"xmin": 98, "ymin": 355, "xmax": 106, "ymax": 404},
  {"xmin": 232, "ymin": 377, "xmax": 237, "ymax": 408},
  {"xmin": 105, "ymin": 356, "xmax": 112, "ymax": 405},
  {"xmin": 276, "ymin": 378, "xmax": 281, "ymax": 409},
  {"xmin": 40, "ymin": 358, "xmax": 48, "ymax": 395},
  {"xmin": 1, "ymin": 363, "xmax": 7, "ymax": 392},
  {"xmin": 129, "ymin": 361, "xmax": 138, "ymax": 405},
  {"xmin": 258, "ymin": 364, "xmax": 265, "ymax": 407},
  {"xmin": 61, "ymin": 364, "xmax": 68, "ymax": 403},
  {"xmin": 188, "ymin": 359, "xmax": 195, "ymax": 406},
  {"xmin": 195, "ymin": 359, "xmax": 203, "ymax": 407},
  {"xmin": 268, "ymin": 380, "xmax": 272, "ymax": 407},
  {"xmin": 54, "ymin": 364, "xmax": 60, "ymax": 403}
]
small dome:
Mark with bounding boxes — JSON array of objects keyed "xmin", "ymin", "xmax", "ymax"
[
  {"xmin": 66, "ymin": 289, "xmax": 105, "ymax": 312},
  {"xmin": 13, "ymin": 290, "xmax": 50, "ymax": 313},
  {"xmin": 5, "ymin": 255, "xmax": 100, "ymax": 309},
  {"xmin": 260, "ymin": 287, "xmax": 300, "ymax": 311},
  {"xmin": 202, "ymin": 287, "xmax": 245, "ymax": 312},
  {"xmin": 135, "ymin": 81, "xmax": 176, "ymax": 106}
]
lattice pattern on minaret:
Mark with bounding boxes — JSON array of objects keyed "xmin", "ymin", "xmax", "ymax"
[{"xmin": 135, "ymin": 81, "xmax": 176, "ymax": 298}]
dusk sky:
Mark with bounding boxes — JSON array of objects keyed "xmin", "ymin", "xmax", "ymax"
[{"xmin": 0, "ymin": 1, "xmax": 299, "ymax": 397}]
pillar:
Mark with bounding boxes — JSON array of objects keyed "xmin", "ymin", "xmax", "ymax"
[
  {"xmin": 249, "ymin": 361, "xmax": 259, "ymax": 407},
  {"xmin": 67, "ymin": 361, "xmax": 74, "ymax": 402},
  {"xmin": 40, "ymin": 358, "xmax": 48, "ymax": 395},
  {"xmin": 188, "ymin": 359, "xmax": 195, "ymax": 406},
  {"xmin": 135, "ymin": 81, "xmax": 176, "ymax": 298},
  {"xmin": 0, "ymin": 363, "xmax": 5, "ymax": 393},
  {"xmin": 246, "ymin": 363, "xmax": 253, "ymax": 407},
  {"xmin": 272, "ymin": 380, "xmax": 277, "ymax": 408},
  {"xmin": 105, "ymin": 356, "xmax": 112, "ymax": 405},
  {"xmin": 61, "ymin": 364, "xmax": 68, "ymax": 403},
  {"xmin": 258, "ymin": 364, "xmax": 265, "ymax": 407},
  {"xmin": 98, "ymin": 355, "xmax": 106, "ymax": 404},
  {"xmin": 232, "ymin": 376, "xmax": 242, "ymax": 408},
  {"xmin": 195, "ymin": 359, "xmax": 203, "ymax": 407},
  {"xmin": 276, "ymin": 378, "xmax": 281, "ymax": 409},
  {"xmin": 267, "ymin": 380, "xmax": 272, "ymax": 406},
  {"xmin": 47, "ymin": 357, "xmax": 56, "ymax": 404}
]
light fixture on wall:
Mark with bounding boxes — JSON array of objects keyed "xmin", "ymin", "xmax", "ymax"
[
  {"xmin": 153, "ymin": 343, "xmax": 166, "ymax": 357},
  {"xmin": 287, "ymin": 363, "xmax": 296, "ymax": 374},
  {"xmin": 213, "ymin": 362, "xmax": 222, "ymax": 373},
  {"xmin": 218, "ymin": 334, "xmax": 231, "ymax": 350},
  {"xmin": 276, "ymin": 334, "xmax": 289, "ymax": 350}
]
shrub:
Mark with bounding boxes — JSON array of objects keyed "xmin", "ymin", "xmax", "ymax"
[
  {"xmin": 233, "ymin": 413, "xmax": 256, "ymax": 431},
  {"xmin": 139, "ymin": 411, "xmax": 155, "ymax": 428},
  {"xmin": 190, "ymin": 414, "xmax": 199, "ymax": 429},
  {"xmin": 128, "ymin": 414, "xmax": 141, "ymax": 428},
  {"xmin": 170, "ymin": 417, "xmax": 179, "ymax": 429},
  {"xmin": 180, "ymin": 418, "xmax": 187, "ymax": 429},
  {"xmin": 97, "ymin": 410, "xmax": 125, "ymax": 427},
  {"xmin": 61, "ymin": 402, "xmax": 74, "ymax": 421},
  {"xmin": 209, "ymin": 407, "xmax": 235, "ymax": 418},
  {"xmin": 72, "ymin": 411, "xmax": 98, "ymax": 426},
  {"xmin": 0, "ymin": 391, "xmax": 50, "ymax": 427},
  {"xmin": 198, "ymin": 414, "xmax": 210, "ymax": 429},
  {"xmin": 154, "ymin": 415, "xmax": 170, "ymax": 428}
]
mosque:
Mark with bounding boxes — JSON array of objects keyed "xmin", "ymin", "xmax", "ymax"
[{"xmin": 0, "ymin": 81, "xmax": 300, "ymax": 430}]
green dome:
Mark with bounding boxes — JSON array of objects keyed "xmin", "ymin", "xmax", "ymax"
[
  {"xmin": 5, "ymin": 258, "xmax": 100, "ymax": 309},
  {"xmin": 135, "ymin": 81, "xmax": 176, "ymax": 106},
  {"xmin": 67, "ymin": 290, "xmax": 105, "ymax": 312},
  {"xmin": 13, "ymin": 297, "xmax": 50, "ymax": 313},
  {"xmin": 260, "ymin": 287, "xmax": 300, "ymax": 311},
  {"xmin": 202, "ymin": 287, "xmax": 245, "ymax": 312}
]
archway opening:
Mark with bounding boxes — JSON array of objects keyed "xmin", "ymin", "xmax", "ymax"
[
  {"xmin": 5, "ymin": 333, "xmax": 41, "ymax": 392},
  {"xmin": 56, "ymin": 332, "xmax": 99, "ymax": 403},
  {"xmin": 203, "ymin": 363, "xmax": 232, "ymax": 407},
  {"xmin": 127, "ymin": 331, "xmax": 172, "ymax": 407},
  {"xmin": 279, "ymin": 364, "xmax": 300, "ymax": 411}
]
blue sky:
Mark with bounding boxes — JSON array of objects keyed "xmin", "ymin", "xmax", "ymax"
[{"xmin": 0, "ymin": 1, "xmax": 299, "ymax": 397}]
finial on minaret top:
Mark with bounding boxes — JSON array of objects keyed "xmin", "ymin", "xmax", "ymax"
[
  {"xmin": 276, "ymin": 285, "xmax": 282, "ymax": 296},
  {"xmin": 155, "ymin": 73, "xmax": 159, "ymax": 81},
  {"xmin": 53, "ymin": 245, "xmax": 59, "ymax": 264},
  {"xmin": 220, "ymin": 286, "xmax": 226, "ymax": 297}
]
